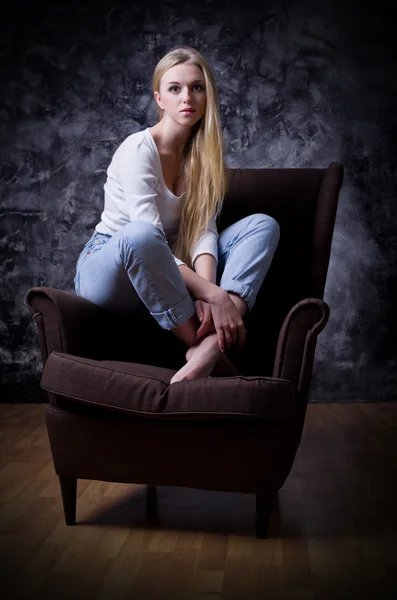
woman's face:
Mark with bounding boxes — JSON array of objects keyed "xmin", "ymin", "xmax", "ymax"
[{"xmin": 155, "ymin": 62, "xmax": 207, "ymax": 127}]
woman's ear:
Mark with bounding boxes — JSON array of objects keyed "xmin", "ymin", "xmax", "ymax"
[{"xmin": 154, "ymin": 91, "xmax": 164, "ymax": 110}]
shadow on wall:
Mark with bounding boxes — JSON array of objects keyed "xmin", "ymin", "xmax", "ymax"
[{"xmin": 311, "ymin": 180, "xmax": 395, "ymax": 402}]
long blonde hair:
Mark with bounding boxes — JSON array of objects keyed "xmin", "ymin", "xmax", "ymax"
[{"xmin": 152, "ymin": 46, "xmax": 228, "ymax": 269}]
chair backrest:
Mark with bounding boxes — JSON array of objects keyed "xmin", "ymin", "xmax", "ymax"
[{"xmin": 218, "ymin": 163, "xmax": 344, "ymax": 376}]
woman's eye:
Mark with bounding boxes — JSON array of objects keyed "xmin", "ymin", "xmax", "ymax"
[{"xmin": 168, "ymin": 85, "xmax": 205, "ymax": 92}]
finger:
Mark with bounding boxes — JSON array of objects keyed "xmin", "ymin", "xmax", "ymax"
[
  {"xmin": 201, "ymin": 307, "xmax": 212, "ymax": 330},
  {"xmin": 198, "ymin": 305, "xmax": 209, "ymax": 327},
  {"xmin": 218, "ymin": 329, "xmax": 225, "ymax": 353},
  {"xmin": 207, "ymin": 310, "xmax": 216, "ymax": 333},
  {"xmin": 197, "ymin": 318, "xmax": 210, "ymax": 337},
  {"xmin": 224, "ymin": 327, "xmax": 233, "ymax": 349}
]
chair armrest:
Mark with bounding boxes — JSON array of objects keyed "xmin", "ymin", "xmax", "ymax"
[
  {"xmin": 26, "ymin": 287, "xmax": 108, "ymax": 364},
  {"xmin": 272, "ymin": 298, "xmax": 329, "ymax": 399}
]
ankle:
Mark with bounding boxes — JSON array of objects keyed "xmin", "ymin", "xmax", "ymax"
[{"xmin": 171, "ymin": 313, "xmax": 200, "ymax": 347}]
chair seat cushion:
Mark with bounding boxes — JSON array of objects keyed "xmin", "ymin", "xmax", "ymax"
[{"xmin": 41, "ymin": 352, "xmax": 296, "ymax": 419}]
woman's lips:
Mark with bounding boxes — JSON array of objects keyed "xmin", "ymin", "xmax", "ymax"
[{"xmin": 181, "ymin": 109, "xmax": 195, "ymax": 112}]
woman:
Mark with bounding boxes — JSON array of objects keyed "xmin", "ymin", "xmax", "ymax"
[{"xmin": 74, "ymin": 45, "xmax": 280, "ymax": 384}]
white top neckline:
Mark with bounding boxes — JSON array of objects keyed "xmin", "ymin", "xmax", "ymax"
[{"xmin": 146, "ymin": 127, "xmax": 186, "ymax": 199}]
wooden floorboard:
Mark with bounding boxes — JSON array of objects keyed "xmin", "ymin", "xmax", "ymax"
[{"xmin": 0, "ymin": 402, "xmax": 396, "ymax": 599}]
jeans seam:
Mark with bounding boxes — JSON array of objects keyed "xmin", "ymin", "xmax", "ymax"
[
  {"xmin": 119, "ymin": 230, "xmax": 189, "ymax": 324},
  {"xmin": 153, "ymin": 292, "xmax": 194, "ymax": 328},
  {"xmin": 221, "ymin": 281, "xmax": 254, "ymax": 313},
  {"xmin": 164, "ymin": 308, "xmax": 181, "ymax": 328},
  {"xmin": 75, "ymin": 234, "xmax": 111, "ymax": 291},
  {"xmin": 119, "ymin": 231, "xmax": 168, "ymax": 309}
]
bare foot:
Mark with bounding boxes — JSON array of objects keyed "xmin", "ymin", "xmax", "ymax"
[
  {"xmin": 170, "ymin": 333, "xmax": 221, "ymax": 384},
  {"xmin": 187, "ymin": 345, "xmax": 240, "ymax": 377}
]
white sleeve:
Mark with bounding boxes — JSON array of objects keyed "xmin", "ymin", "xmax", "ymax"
[
  {"xmin": 174, "ymin": 256, "xmax": 186, "ymax": 267},
  {"xmin": 116, "ymin": 141, "xmax": 186, "ymax": 268},
  {"xmin": 191, "ymin": 211, "xmax": 219, "ymax": 267}
]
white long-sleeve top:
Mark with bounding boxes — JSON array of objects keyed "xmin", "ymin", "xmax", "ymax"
[{"xmin": 95, "ymin": 127, "xmax": 218, "ymax": 268}]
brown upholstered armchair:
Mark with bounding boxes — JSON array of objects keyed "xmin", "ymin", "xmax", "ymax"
[{"xmin": 26, "ymin": 163, "xmax": 344, "ymax": 538}]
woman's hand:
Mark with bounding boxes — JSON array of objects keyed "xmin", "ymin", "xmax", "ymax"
[
  {"xmin": 194, "ymin": 300, "xmax": 215, "ymax": 339},
  {"xmin": 208, "ymin": 289, "xmax": 247, "ymax": 353}
]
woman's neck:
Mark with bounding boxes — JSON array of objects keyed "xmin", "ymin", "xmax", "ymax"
[{"xmin": 150, "ymin": 120, "xmax": 192, "ymax": 156}]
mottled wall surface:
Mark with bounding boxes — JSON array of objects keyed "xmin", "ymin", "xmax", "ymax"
[{"xmin": 1, "ymin": 0, "xmax": 396, "ymax": 401}]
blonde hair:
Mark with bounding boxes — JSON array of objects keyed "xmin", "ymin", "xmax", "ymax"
[{"xmin": 152, "ymin": 46, "xmax": 228, "ymax": 269}]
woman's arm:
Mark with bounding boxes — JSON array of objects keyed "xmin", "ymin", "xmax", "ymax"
[
  {"xmin": 191, "ymin": 253, "xmax": 218, "ymax": 337},
  {"xmin": 190, "ymin": 212, "xmax": 218, "ymax": 272},
  {"xmin": 178, "ymin": 263, "xmax": 221, "ymax": 304},
  {"xmin": 193, "ymin": 253, "xmax": 217, "ymax": 284},
  {"xmin": 179, "ymin": 262, "xmax": 245, "ymax": 353}
]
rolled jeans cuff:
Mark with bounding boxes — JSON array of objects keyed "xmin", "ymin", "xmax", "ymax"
[
  {"xmin": 220, "ymin": 280, "xmax": 255, "ymax": 315},
  {"xmin": 150, "ymin": 291, "xmax": 196, "ymax": 329}
]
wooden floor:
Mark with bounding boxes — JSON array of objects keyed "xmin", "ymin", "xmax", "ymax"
[{"xmin": 0, "ymin": 403, "xmax": 396, "ymax": 600}]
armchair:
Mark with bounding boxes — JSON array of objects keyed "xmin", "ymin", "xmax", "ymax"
[{"xmin": 26, "ymin": 163, "xmax": 343, "ymax": 538}]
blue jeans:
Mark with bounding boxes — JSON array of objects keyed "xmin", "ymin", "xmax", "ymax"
[{"xmin": 74, "ymin": 214, "xmax": 280, "ymax": 330}]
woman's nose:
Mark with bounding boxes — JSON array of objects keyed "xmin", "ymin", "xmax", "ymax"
[{"xmin": 182, "ymin": 87, "xmax": 192, "ymax": 102}]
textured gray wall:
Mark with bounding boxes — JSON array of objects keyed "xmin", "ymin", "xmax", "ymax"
[{"xmin": 1, "ymin": 0, "xmax": 396, "ymax": 402}]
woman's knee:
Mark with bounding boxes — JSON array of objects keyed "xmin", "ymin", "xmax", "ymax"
[
  {"xmin": 251, "ymin": 213, "xmax": 280, "ymax": 244},
  {"xmin": 119, "ymin": 221, "xmax": 165, "ymax": 250}
]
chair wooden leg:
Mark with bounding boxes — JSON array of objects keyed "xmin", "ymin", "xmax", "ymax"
[
  {"xmin": 256, "ymin": 492, "xmax": 274, "ymax": 539},
  {"xmin": 59, "ymin": 476, "xmax": 77, "ymax": 526}
]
